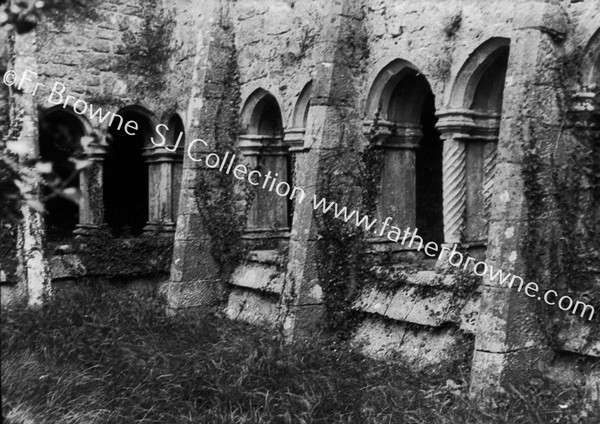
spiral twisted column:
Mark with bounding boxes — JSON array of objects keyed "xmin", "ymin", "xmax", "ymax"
[
  {"xmin": 436, "ymin": 111, "xmax": 470, "ymax": 245},
  {"xmin": 483, "ymin": 141, "xmax": 498, "ymax": 227},
  {"xmin": 442, "ymin": 134, "xmax": 466, "ymax": 244}
]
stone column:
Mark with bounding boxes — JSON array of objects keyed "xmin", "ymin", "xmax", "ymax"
[
  {"xmin": 280, "ymin": 0, "xmax": 366, "ymax": 339},
  {"xmin": 283, "ymin": 128, "xmax": 305, "ymax": 188},
  {"xmin": 436, "ymin": 110, "xmax": 500, "ymax": 248},
  {"xmin": 10, "ymin": 26, "xmax": 51, "ymax": 305},
  {"xmin": 436, "ymin": 111, "xmax": 468, "ymax": 245},
  {"xmin": 470, "ymin": 0, "xmax": 567, "ymax": 397},
  {"xmin": 166, "ymin": 0, "xmax": 234, "ymax": 312},
  {"xmin": 238, "ymin": 134, "xmax": 262, "ymax": 231},
  {"xmin": 143, "ymin": 146, "xmax": 182, "ymax": 234},
  {"xmin": 74, "ymin": 139, "xmax": 107, "ymax": 235}
]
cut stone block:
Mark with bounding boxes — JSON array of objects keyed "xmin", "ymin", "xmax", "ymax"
[
  {"xmin": 353, "ymin": 317, "xmax": 471, "ymax": 371},
  {"xmin": 230, "ymin": 262, "xmax": 285, "ymax": 294},
  {"xmin": 385, "ymin": 287, "xmax": 456, "ymax": 327},
  {"xmin": 352, "ymin": 285, "xmax": 468, "ymax": 328},
  {"xmin": 225, "ymin": 288, "xmax": 280, "ymax": 328}
]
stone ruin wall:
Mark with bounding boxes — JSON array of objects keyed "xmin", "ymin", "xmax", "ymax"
[
  {"xmin": 1, "ymin": 0, "xmax": 599, "ymax": 395},
  {"xmin": 1, "ymin": 0, "xmax": 205, "ymax": 302}
]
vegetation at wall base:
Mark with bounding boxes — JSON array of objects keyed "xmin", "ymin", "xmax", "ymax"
[{"xmin": 2, "ymin": 282, "xmax": 597, "ymax": 423}]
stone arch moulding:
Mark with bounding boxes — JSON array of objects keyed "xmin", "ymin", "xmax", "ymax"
[
  {"xmin": 285, "ymin": 80, "xmax": 313, "ymax": 152},
  {"xmin": 449, "ymin": 37, "xmax": 511, "ymax": 111},
  {"xmin": 240, "ymin": 87, "xmax": 286, "ymax": 135},
  {"xmin": 364, "ymin": 59, "xmax": 420, "ymax": 122},
  {"xmin": 291, "ymin": 80, "xmax": 313, "ymax": 129},
  {"xmin": 114, "ymin": 105, "xmax": 157, "ymax": 146},
  {"xmin": 40, "ymin": 105, "xmax": 94, "ymax": 136}
]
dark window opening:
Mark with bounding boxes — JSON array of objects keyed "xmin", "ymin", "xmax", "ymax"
[
  {"xmin": 104, "ymin": 111, "xmax": 150, "ymax": 237},
  {"xmin": 39, "ymin": 110, "xmax": 83, "ymax": 240},
  {"xmin": 253, "ymin": 95, "xmax": 290, "ymax": 230},
  {"xmin": 471, "ymin": 47, "xmax": 509, "ymax": 114},
  {"xmin": 416, "ymin": 91, "xmax": 444, "ymax": 245}
]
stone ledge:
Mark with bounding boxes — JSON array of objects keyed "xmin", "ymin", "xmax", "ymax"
[
  {"xmin": 247, "ymin": 249, "xmax": 281, "ymax": 264},
  {"xmin": 352, "ymin": 283, "xmax": 479, "ymax": 331},
  {"xmin": 229, "ymin": 261, "xmax": 285, "ymax": 294},
  {"xmin": 371, "ymin": 266, "xmax": 455, "ymax": 288},
  {"xmin": 49, "ymin": 254, "xmax": 87, "ymax": 280},
  {"xmin": 225, "ymin": 288, "xmax": 280, "ymax": 328},
  {"xmin": 353, "ymin": 317, "xmax": 474, "ymax": 372}
]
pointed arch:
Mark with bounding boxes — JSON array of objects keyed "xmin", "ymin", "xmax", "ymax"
[
  {"xmin": 240, "ymin": 89, "xmax": 283, "ymax": 136},
  {"xmin": 291, "ymin": 81, "xmax": 313, "ymax": 129},
  {"xmin": 449, "ymin": 37, "xmax": 510, "ymax": 111},
  {"xmin": 364, "ymin": 59, "xmax": 444, "ymax": 245}
]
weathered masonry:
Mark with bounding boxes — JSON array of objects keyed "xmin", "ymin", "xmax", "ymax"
[{"xmin": 1, "ymin": 0, "xmax": 598, "ymax": 399}]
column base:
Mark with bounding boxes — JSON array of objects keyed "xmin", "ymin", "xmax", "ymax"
[
  {"xmin": 73, "ymin": 224, "xmax": 109, "ymax": 237},
  {"xmin": 143, "ymin": 222, "xmax": 176, "ymax": 235}
]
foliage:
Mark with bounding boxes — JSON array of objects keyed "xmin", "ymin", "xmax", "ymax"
[
  {"xmin": 2, "ymin": 287, "xmax": 598, "ymax": 424},
  {"xmin": 118, "ymin": 0, "xmax": 175, "ymax": 91},
  {"xmin": 442, "ymin": 10, "xmax": 462, "ymax": 39},
  {"xmin": 521, "ymin": 44, "xmax": 600, "ymax": 346},
  {"xmin": 0, "ymin": 0, "xmax": 96, "ymax": 33},
  {"xmin": 192, "ymin": 28, "xmax": 249, "ymax": 277},
  {"xmin": 72, "ymin": 230, "xmax": 174, "ymax": 279}
]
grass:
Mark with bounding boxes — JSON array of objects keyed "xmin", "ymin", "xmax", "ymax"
[{"xmin": 1, "ymin": 284, "xmax": 598, "ymax": 424}]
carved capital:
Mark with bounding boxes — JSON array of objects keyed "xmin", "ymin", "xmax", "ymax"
[
  {"xmin": 142, "ymin": 146, "xmax": 183, "ymax": 164},
  {"xmin": 86, "ymin": 141, "xmax": 108, "ymax": 161},
  {"xmin": 436, "ymin": 109, "xmax": 500, "ymax": 142},
  {"xmin": 363, "ymin": 120, "xmax": 423, "ymax": 149},
  {"xmin": 283, "ymin": 128, "xmax": 306, "ymax": 153}
]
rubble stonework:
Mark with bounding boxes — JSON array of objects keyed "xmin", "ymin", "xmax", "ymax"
[{"xmin": 1, "ymin": 0, "xmax": 599, "ymax": 399}]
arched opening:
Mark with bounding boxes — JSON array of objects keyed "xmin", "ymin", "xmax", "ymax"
[
  {"xmin": 292, "ymin": 81, "xmax": 312, "ymax": 129},
  {"xmin": 470, "ymin": 47, "xmax": 509, "ymax": 113},
  {"xmin": 415, "ymin": 91, "xmax": 444, "ymax": 244},
  {"xmin": 39, "ymin": 110, "xmax": 84, "ymax": 240},
  {"xmin": 240, "ymin": 90, "xmax": 291, "ymax": 232},
  {"xmin": 466, "ymin": 46, "xmax": 508, "ymax": 243},
  {"xmin": 255, "ymin": 94, "xmax": 290, "ymax": 229},
  {"xmin": 366, "ymin": 62, "xmax": 443, "ymax": 245},
  {"xmin": 104, "ymin": 109, "xmax": 151, "ymax": 237}
]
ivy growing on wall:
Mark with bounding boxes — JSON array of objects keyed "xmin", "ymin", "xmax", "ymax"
[
  {"xmin": 191, "ymin": 28, "xmax": 251, "ymax": 278},
  {"xmin": 521, "ymin": 44, "xmax": 600, "ymax": 348},
  {"xmin": 118, "ymin": 0, "xmax": 175, "ymax": 91}
]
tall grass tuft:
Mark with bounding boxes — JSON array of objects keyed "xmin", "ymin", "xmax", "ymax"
[{"xmin": 2, "ymin": 283, "xmax": 597, "ymax": 423}]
